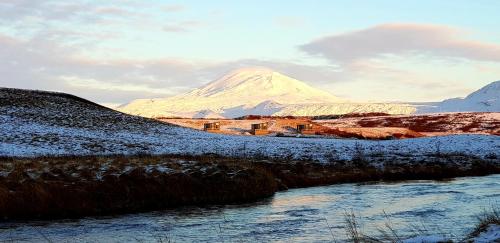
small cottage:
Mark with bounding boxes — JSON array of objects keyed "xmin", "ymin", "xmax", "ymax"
[
  {"xmin": 250, "ymin": 122, "xmax": 269, "ymax": 135},
  {"xmin": 203, "ymin": 122, "xmax": 220, "ymax": 132},
  {"xmin": 297, "ymin": 123, "xmax": 314, "ymax": 134}
]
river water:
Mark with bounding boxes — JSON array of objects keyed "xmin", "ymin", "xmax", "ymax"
[{"xmin": 1, "ymin": 174, "xmax": 499, "ymax": 242}]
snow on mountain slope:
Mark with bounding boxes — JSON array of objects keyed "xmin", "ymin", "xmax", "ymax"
[
  {"xmin": 275, "ymin": 102, "xmax": 417, "ymax": 116},
  {"xmin": 192, "ymin": 109, "xmax": 226, "ymax": 119},
  {"xmin": 118, "ymin": 67, "xmax": 343, "ymax": 118},
  {"xmin": 187, "ymin": 67, "xmax": 342, "ymax": 103},
  {"xmin": 1, "ymin": 87, "xmax": 498, "ymax": 162},
  {"xmin": 118, "ymin": 68, "xmax": 415, "ymax": 118},
  {"xmin": 418, "ymin": 81, "xmax": 500, "ymax": 113}
]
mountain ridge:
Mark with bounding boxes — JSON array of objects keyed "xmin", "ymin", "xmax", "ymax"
[
  {"xmin": 118, "ymin": 68, "xmax": 415, "ymax": 118},
  {"xmin": 118, "ymin": 68, "xmax": 500, "ymax": 118},
  {"xmin": 417, "ymin": 80, "xmax": 500, "ymax": 113},
  {"xmin": 181, "ymin": 67, "xmax": 344, "ymax": 104}
]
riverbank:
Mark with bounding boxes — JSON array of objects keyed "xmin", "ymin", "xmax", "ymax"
[
  {"xmin": 0, "ymin": 155, "xmax": 277, "ymax": 219},
  {"xmin": 1, "ymin": 152, "xmax": 498, "ymax": 220},
  {"xmin": 0, "ymin": 174, "xmax": 498, "ymax": 242},
  {"xmin": 340, "ymin": 206, "xmax": 500, "ymax": 242}
]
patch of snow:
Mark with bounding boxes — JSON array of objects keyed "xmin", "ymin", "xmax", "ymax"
[
  {"xmin": 472, "ymin": 224, "xmax": 500, "ymax": 243},
  {"xmin": 144, "ymin": 164, "xmax": 175, "ymax": 174},
  {"xmin": 418, "ymin": 81, "xmax": 500, "ymax": 113}
]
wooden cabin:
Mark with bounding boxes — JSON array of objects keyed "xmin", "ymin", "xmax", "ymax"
[
  {"xmin": 250, "ymin": 122, "xmax": 269, "ymax": 135},
  {"xmin": 203, "ymin": 122, "xmax": 221, "ymax": 132},
  {"xmin": 297, "ymin": 123, "xmax": 315, "ymax": 134}
]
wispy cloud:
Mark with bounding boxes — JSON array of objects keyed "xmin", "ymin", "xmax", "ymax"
[
  {"xmin": 93, "ymin": 6, "xmax": 138, "ymax": 17},
  {"xmin": 274, "ymin": 16, "xmax": 305, "ymax": 28},
  {"xmin": 300, "ymin": 23, "xmax": 500, "ymax": 63},
  {"xmin": 1, "ymin": 0, "xmax": 498, "ymax": 105},
  {"xmin": 0, "ymin": 32, "xmax": 344, "ymax": 103},
  {"xmin": 2, "ymin": 30, "xmax": 499, "ymax": 104},
  {"xmin": 163, "ymin": 20, "xmax": 202, "ymax": 33},
  {"xmin": 163, "ymin": 4, "xmax": 186, "ymax": 13},
  {"xmin": 59, "ymin": 76, "xmax": 179, "ymax": 95},
  {"xmin": 0, "ymin": 33, "xmax": 203, "ymax": 102}
]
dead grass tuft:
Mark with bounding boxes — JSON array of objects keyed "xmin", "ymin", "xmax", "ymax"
[{"xmin": 468, "ymin": 206, "xmax": 500, "ymax": 239}]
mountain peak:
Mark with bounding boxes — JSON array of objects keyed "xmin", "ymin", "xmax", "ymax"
[
  {"xmin": 118, "ymin": 67, "xmax": 418, "ymax": 118},
  {"xmin": 467, "ymin": 80, "xmax": 500, "ymax": 99},
  {"xmin": 189, "ymin": 67, "xmax": 343, "ymax": 104},
  {"xmin": 417, "ymin": 80, "xmax": 500, "ymax": 113}
]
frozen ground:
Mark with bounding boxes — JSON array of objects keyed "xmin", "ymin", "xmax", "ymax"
[
  {"xmin": 470, "ymin": 224, "xmax": 500, "ymax": 243},
  {"xmin": 1, "ymin": 88, "xmax": 499, "ymax": 164}
]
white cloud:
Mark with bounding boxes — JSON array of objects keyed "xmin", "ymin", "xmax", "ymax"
[
  {"xmin": 1, "ymin": 5, "xmax": 499, "ymax": 106},
  {"xmin": 300, "ymin": 23, "xmax": 500, "ymax": 63},
  {"xmin": 163, "ymin": 20, "xmax": 202, "ymax": 33},
  {"xmin": 59, "ymin": 76, "xmax": 177, "ymax": 95},
  {"xmin": 163, "ymin": 4, "xmax": 186, "ymax": 13},
  {"xmin": 274, "ymin": 16, "xmax": 305, "ymax": 28}
]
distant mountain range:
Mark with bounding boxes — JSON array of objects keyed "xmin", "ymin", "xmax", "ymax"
[
  {"xmin": 118, "ymin": 68, "xmax": 499, "ymax": 118},
  {"xmin": 417, "ymin": 80, "xmax": 500, "ymax": 113}
]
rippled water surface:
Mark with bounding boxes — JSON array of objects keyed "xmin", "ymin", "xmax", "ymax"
[{"xmin": 1, "ymin": 175, "xmax": 499, "ymax": 242}]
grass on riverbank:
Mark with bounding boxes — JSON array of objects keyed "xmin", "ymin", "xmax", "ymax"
[
  {"xmin": 467, "ymin": 206, "xmax": 500, "ymax": 241},
  {"xmin": 0, "ymin": 155, "xmax": 277, "ymax": 219},
  {"xmin": 342, "ymin": 206, "xmax": 500, "ymax": 242},
  {"xmin": 0, "ymin": 152, "xmax": 498, "ymax": 220}
]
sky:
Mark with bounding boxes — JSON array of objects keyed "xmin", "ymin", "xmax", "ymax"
[{"xmin": 1, "ymin": 0, "xmax": 500, "ymax": 106}]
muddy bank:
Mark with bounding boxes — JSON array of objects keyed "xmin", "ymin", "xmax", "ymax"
[{"xmin": 0, "ymin": 153, "xmax": 498, "ymax": 220}]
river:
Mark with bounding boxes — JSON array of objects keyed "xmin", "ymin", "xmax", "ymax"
[{"xmin": 1, "ymin": 174, "xmax": 499, "ymax": 242}]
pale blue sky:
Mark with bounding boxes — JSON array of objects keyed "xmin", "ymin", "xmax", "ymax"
[{"xmin": 1, "ymin": 0, "xmax": 499, "ymax": 105}]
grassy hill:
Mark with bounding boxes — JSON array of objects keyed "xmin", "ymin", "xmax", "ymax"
[{"xmin": 1, "ymin": 87, "xmax": 499, "ymax": 162}]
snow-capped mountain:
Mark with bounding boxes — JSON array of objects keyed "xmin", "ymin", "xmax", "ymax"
[
  {"xmin": 118, "ymin": 68, "xmax": 415, "ymax": 118},
  {"xmin": 187, "ymin": 67, "xmax": 343, "ymax": 104},
  {"xmin": 417, "ymin": 81, "xmax": 500, "ymax": 113},
  {"xmin": 118, "ymin": 68, "xmax": 499, "ymax": 118}
]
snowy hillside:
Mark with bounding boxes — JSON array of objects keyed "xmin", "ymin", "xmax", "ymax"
[
  {"xmin": 118, "ymin": 68, "xmax": 416, "ymax": 118},
  {"xmin": 118, "ymin": 67, "xmax": 499, "ymax": 118},
  {"xmin": 418, "ymin": 81, "xmax": 500, "ymax": 113},
  {"xmin": 1, "ymin": 88, "xmax": 499, "ymax": 163},
  {"xmin": 275, "ymin": 102, "xmax": 417, "ymax": 116},
  {"xmin": 187, "ymin": 67, "xmax": 342, "ymax": 103}
]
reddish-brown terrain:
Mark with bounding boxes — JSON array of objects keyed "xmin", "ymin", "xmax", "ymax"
[
  {"xmin": 160, "ymin": 112, "xmax": 499, "ymax": 140},
  {"xmin": 317, "ymin": 112, "xmax": 500, "ymax": 137}
]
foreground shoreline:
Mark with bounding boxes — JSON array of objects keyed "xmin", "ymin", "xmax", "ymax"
[{"xmin": 1, "ymin": 153, "xmax": 498, "ymax": 220}]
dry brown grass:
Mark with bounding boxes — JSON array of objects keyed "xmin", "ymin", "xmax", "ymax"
[
  {"xmin": 467, "ymin": 206, "xmax": 500, "ymax": 239},
  {"xmin": 0, "ymin": 155, "xmax": 278, "ymax": 219},
  {"xmin": 340, "ymin": 205, "xmax": 500, "ymax": 242},
  {"xmin": 0, "ymin": 152, "xmax": 498, "ymax": 220}
]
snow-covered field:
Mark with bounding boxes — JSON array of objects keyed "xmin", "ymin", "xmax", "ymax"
[
  {"xmin": 1, "ymin": 88, "xmax": 499, "ymax": 163},
  {"xmin": 471, "ymin": 224, "xmax": 500, "ymax": 243}
]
